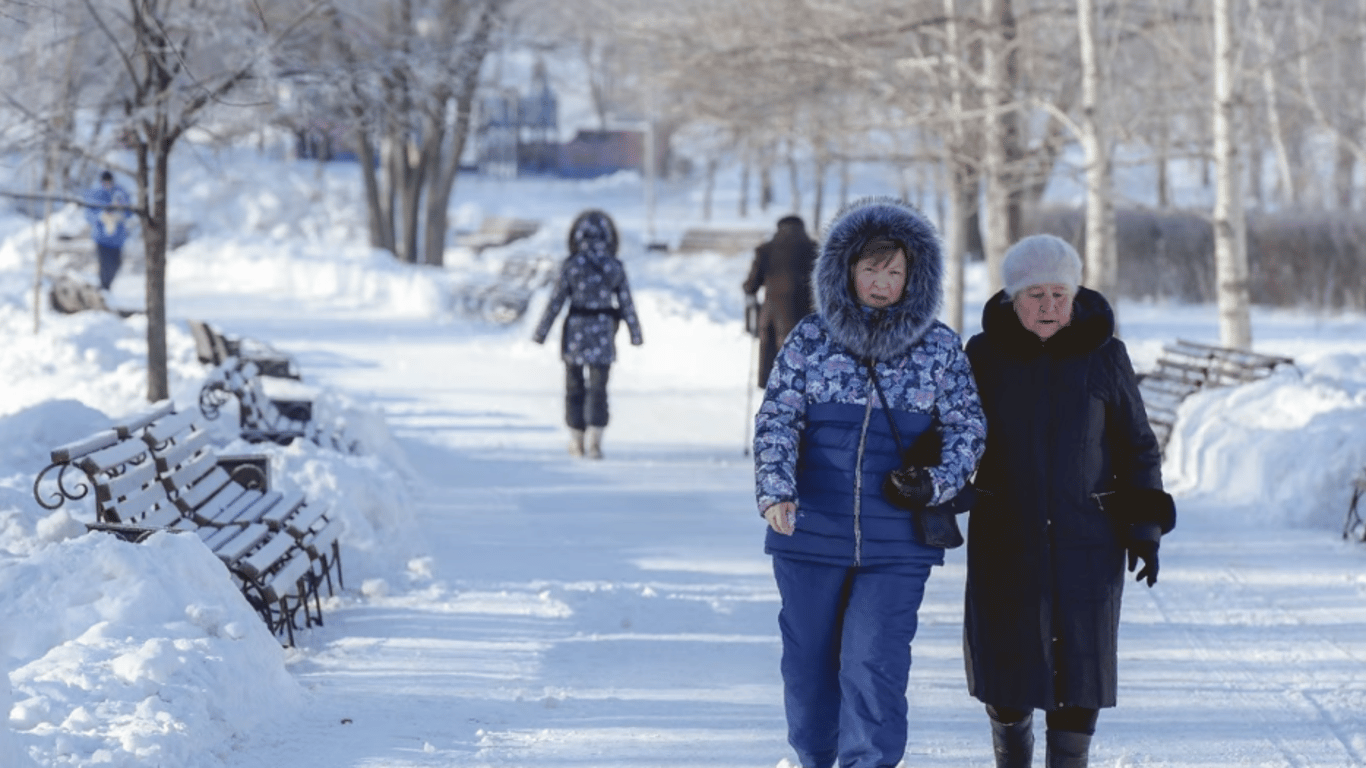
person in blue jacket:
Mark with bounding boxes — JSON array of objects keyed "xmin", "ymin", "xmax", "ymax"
[
  {"xmin": 753, "ymin": 196, "xmax": 986, "ymax": 768},
  {"xmin": 83, "ymin": 171, "xmax": 133, "ymax": 291}
]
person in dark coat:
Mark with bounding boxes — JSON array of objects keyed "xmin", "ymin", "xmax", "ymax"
[
  {"xmin": 744, "ymin": 214, "xmax": 818, "ymax": 388},
  {"xmin": 962, "ymin": 234, "xmax": 1176, "ymax": 768},
  {"xmin": 532, "ymin": 210, "xmax": 644, "ymax": 459},
  {"xmin": 754, "ymin": 197, "xmax": 986, "ymax": 768}
]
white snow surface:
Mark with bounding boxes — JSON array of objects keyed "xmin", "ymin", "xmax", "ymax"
[{"xmin": 1, "ymin": 147, "xmax": 1365, "ymax": 767}]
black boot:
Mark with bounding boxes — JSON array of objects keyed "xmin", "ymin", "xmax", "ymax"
[
  {"xmin": 1045, "ymin": 730, "xmax": 1091, "ymax": 768},
  {"xmin": 990, "ymin": 711, "xmax": 1034, "ymax": 768}
]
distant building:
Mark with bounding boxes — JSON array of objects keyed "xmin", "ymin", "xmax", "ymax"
[
  {"xmin": 474, "ymin": 61, "xmax": 559, "ymax": 177},
  {"xmin": 471, "ymin": 62, "xmax": 652, "ymax": 180},
  {"xmin": 557, "ymin": 130, "xmax": 645, "ymax": 179}
]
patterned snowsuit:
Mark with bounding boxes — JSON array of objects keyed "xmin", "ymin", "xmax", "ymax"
[
  {"xmin": 533, "ymin": 211, "xmax": 643, "ymax": 429},
  {"xmin": 753, "ymin": 197, "xmax": 986, "ymax": 768}
]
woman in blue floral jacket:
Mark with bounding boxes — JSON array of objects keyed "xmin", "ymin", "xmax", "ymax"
[
  {"xmin": 533, "ymin": 210, "xmax": 643, "ymax": 459},
  {"xmin": 753, "ymin": 197, "xmax": 986, "ymax": 768}
]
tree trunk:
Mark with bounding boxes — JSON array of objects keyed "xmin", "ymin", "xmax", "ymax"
[
  {"xmin": 1251, "ymin": 0, "xmax": 1295, "ymax": 207},
  {"xmin": 142, "ymin": 132, "xmax": 172, "ymax": 403},
  {"xmin": 1213, "ymin": 0, "xmax": 1253, "ymax": 349},
  {"xmin": 981, "ymin": 0, "xmax": 1014, "ymax": 294},
  {"xmin": 812, "ymin": 156, "xmax": 826, "ymax": 232},
  {"xmin": 943, "ymin": 160, "xmax": 975, "ymax": 334},
  {"xmin": 703, "ymin": 158, "xmax": 717, "ymax": 221},
  {"xmin": 1077, "ymin": 0, "xmax": 1117, "ymax": 305},
  {"xmin": 356, "ymin": 127, "xmax": 391, "ymax": 251},
  {"xmin": 419, "ymin": 110, "xmax": 449, "ymax": 266},
  {"xmin": 738, "ymin": 160, "xmax": 750, "ymax": 218}
]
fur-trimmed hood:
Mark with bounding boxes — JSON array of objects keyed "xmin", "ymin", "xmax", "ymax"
[{"xmin": 814, "ymin": 197, "xmax": 943, "ymax": 360}]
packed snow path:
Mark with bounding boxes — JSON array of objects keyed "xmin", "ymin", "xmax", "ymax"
[{"xmin": 211, "ymin": 312, "xmax": 1366, "ymax": 768}]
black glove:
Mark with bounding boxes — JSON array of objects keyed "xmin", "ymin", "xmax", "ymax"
[
  {"xmin": 1127, "ymin": 522, "xmax": 1163, "ymax": 587},
  {"xmin": 883, "ymin": 465, "xmax": 933, "ymax": 510}
]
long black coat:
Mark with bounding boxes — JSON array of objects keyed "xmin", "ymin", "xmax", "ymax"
[
  {"xmin": 743, "ymin": 219, "xmax": 817, "ymax": 387},
  {"xmin": 962, "ymin": 287, "xmax": 1170, "ymax": 711}
]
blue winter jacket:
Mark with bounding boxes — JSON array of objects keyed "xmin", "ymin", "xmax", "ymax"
[
  {"xmin": 753, "ymin": 197, "xmax": 986, "ymax": 566},
  {"xmin": 84, "ymin": 183, "xmax": 133, "ymax": 248}
]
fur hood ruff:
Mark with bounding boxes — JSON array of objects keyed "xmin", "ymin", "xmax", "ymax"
[{"xmin": 814, "ymin": 197, "xmax": 943, "ymax": 360}]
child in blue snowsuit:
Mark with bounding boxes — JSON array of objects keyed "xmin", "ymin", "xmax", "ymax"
[
  {"xmin": 753, "ymin": 197, "xmax": 986, "ymax": 768},
  {"xmin": 84, "ymin": 171, "xmax": 133, "ymax": 291}
]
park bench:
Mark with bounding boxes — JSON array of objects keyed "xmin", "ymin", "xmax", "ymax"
[
  {"xmin": 33, "ymin": 401, "xmax": 342, "ymax": 645},
  {"xmin": 48, "ymin": 274, "xmax": 140, "ymax": 318},
  {"xmin": 1136, "ymin": 338, "xmax": 1296, "ymax": 450},
  {"xmin": 188, "ymin": 319, "xmax": 301, "ymax": 380},
  {"xmin": 453, "ymin": 253, "xmax": 558, "ymax": 325},
  {"xmin": 453, "ymin": 216, "xmax": 540, "ymax": 254},
  {"xmin": 199, "ymin": 358, "xmax": 358, "ymax": 453},
  {"xmin": 674, "ymin": 227, "xmax": 769, "ymax": 256}
]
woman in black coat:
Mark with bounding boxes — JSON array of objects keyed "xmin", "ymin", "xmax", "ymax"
[{"xmin": 963, "ymin": 235, "xmax": 1176, "ymax": 768}]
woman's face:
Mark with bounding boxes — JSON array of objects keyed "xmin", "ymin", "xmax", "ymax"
[
  {"xmin": 853, "ymin": 250, "xmax": 907, "ymax": 308},
  {"xmin": 1014, "ymin": 283, "xmax": 1074, "ymax": 340}
]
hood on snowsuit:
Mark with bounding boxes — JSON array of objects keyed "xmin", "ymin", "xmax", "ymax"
[
  {"xmin": 567, "ymin": 209, "xmax": 619, "ymax": 258},
  {"xmin": 814, "ymin": 197, "xmax": 943, "ymax": 361}
]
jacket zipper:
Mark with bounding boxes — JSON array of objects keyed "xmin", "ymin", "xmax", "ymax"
[{"xmin": 852, "ymin": 382, "xmax": 876, "ymax": 566}]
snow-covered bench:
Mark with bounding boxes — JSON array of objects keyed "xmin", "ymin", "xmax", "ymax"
[
  {"xmin": 199, "ymin": 358, "xmax": 358, "ymax": 453},
  {"xmin": 33, "ymin": 401, "xmax": 342, "ymax": 645},
  {"xmin": 1137, "ymin": 338, "xmax": 1295, "ymax": 450},
  {"xmin": 188, "ymin": 319, "xmax": 301, "ymax": 380},
  {"xmin": 674, "ymin": 227, "xmax": 768, "ymax": 256}
]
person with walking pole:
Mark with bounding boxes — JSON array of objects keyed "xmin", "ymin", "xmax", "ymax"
[{"xmin": 743, "ymin": 214, "xmax": 818, "ymax": 389}]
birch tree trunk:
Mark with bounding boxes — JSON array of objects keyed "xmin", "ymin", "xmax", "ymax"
[
  {"xmin": 941, "ymin": 0, "xmax": 971, "ymax": 333},
  {"xmin": 1213, "ymin": 0, "xmax": 1253, "ymax": 349},
  {"xmin": 1250, "ymin": 0, "xmax": 1295, "ymax": 206},
  {"xmin": 1077, "ymin": 0, "xmax": 1117, "ymax": 305},
  {"xmin": 981, "ymin": 0, "xmax": 1013, "ymax": 295}
]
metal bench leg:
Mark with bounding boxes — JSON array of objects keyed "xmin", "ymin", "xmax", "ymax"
[
  {"xmin": 332, "ymin": 540, "xmax": 344, "ymax": 591},
  {"xmin": 1346, "ymin": 486, "xmax": 1365, "ymax": 541}
]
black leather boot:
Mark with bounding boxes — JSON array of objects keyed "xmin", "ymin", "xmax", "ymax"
[
  {"xmin": 990, "ymin": 711, "xmax": 1034, "ymax": 768},
  {"xmin": 1045, "ymin": 729, "xmax": 1091, "ymax": 768}
]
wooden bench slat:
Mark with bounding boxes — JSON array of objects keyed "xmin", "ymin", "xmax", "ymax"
[
  {"xmin": 302, "ymin": 516, "xmax": 343, "ymax": 558},
  {"xmin": 113, "ymin": 400, "xmax": 177, "ymax": 438},
  {"xmin": 214, "ymin": 523, "xmax": 271, "ymax": 563},
  {"xmin": 257, "ymin": 491, "xmax": 308, "ymax": 529},
  {"xmin": 240, "ymin": 532, "xmax": 298, "ymax": 579},
  {"xmin": 261, "ymin": 550, "xmax": 315, "ymax": 603},
  {"xmin": 50, "ymin": 429, "xmax": 122, "ymax": 464},
  {"xmin": 78, "ymin": 438, "xmax": 148, "ymax": 475}
]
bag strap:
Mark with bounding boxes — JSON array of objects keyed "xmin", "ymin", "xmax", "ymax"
[{"xmin": 864, "ymin": 357, "xmax": 907, "ymax": 456}]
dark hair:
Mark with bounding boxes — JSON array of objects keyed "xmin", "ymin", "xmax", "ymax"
[
  {"xmin": 854, "ymin": 237, "xmax": 907, "ymax": 268},
  {"xmin": 778, "ymin": 214, "xmax": 805, "ymax": 228},
  {"xmin": 100, "ymin": 171, "xmax": 113, "ymax": 182}
]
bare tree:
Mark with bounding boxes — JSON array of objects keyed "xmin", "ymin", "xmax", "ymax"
[
  {"xmin": 1077, "ymin": 0, "xmax": 1117, "ymax": 303},
  {"xmin": 39, "ymin": 0, "xmax": 324, "ymax": 401},
  {"xmin": 1213, "ymin": 0, "xmax": 1253, "ymax": 348}
]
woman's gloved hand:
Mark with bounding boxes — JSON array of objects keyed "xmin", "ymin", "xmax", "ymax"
[
  {"xmin": 1127, "ymin": 522, "xmax": 1163, "ymax": 587},
  {"xmin": 883, "ymin": 466, "xmax": 934, "ymax": 510}
]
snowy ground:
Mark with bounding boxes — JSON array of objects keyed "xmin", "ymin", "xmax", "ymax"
[{"xmin": 2, "ymin": 148, "xmax": 1366, "ymax": 767}]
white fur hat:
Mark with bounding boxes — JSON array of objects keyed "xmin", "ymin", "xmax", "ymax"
[{"xmin": 1002, "ymin": 234, "xmax": 1083, "ymax": 298}]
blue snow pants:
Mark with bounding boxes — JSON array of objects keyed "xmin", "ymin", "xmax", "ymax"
[{"xmin": 773, "ymin": 556, "xmax": 933, "ymax": 768}]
